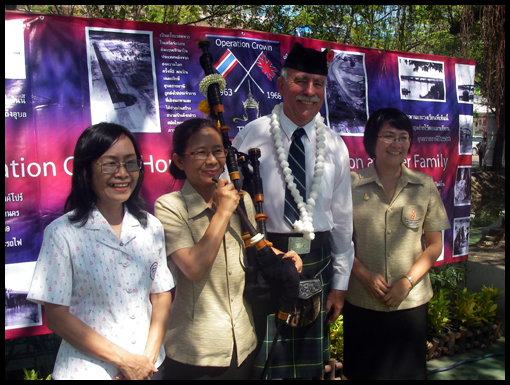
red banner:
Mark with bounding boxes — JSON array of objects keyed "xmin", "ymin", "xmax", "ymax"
[{"xmin": 5, "ymin": 12, "xmax": 475, "ymax": 338}]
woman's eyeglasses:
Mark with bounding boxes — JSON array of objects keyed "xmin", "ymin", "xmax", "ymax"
[
  {"xmin": 95, "ymin": 159, "xmax": 143, "ymax": 174},
  {"xmin": 377, "ymin": 135, "xmax": 410, "ymax": 144},
  {"xmin": 183, "ymin": 149, "xmax": 227, "ymax": 161}
]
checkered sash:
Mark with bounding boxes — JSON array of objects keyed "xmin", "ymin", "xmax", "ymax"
[{"xmin": 252, "ymin": 243, "xmax": 332, "ymax": 379}]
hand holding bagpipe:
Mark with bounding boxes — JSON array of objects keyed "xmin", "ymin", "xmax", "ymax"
[{"xmin": 212, "ymin": 178, "xmax": 298, "ymax": 320}]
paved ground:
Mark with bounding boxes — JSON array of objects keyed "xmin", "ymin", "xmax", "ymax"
[{"xmin": 427, "ymin": 336, "xmax": 505, "ymax": 380}]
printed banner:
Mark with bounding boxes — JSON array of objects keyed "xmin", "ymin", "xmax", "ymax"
[{"xmin": 5, "ymin": 12, "xmax": 475, "ymax": 338}]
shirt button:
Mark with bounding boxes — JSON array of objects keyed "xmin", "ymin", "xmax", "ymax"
[
  {"xmin": 228, "ymin": 270, "xmax": 232, "ymax": 276},
  {"xmin": 130, "ymin": 314, "xmax": 136, "ymax": 319},
  {"xmin": 122, "ymin": 261, "xmax": 129, "ymax": 267},
  {"xmin": 132, "ymin": 340, "xmax": 136, "ymax": 344},
  {"xmin": 119, "ymin": 242, "xmax": 124, "ymax": 246},
  {"xmin": 127, "ymin": 287, "xmax": 133, "ymax": 293},
  {"xmin": 387, "ymin": 230, "xmax": 392, "ymax": 235}
]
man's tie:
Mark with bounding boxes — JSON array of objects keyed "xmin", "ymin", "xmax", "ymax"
[{"xmin": 284, "ymin": 127, "xmax": 306, "ymax": 228}]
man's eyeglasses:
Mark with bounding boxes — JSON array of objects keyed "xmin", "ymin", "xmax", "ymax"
[
  {"xmin": 183, "ymin": 149, "xmax": 227, "ymax": 161},
  {"xmin": 377, "ymin": 135, "xmax": 411, "ymax": 144},
  {"xmin": 95, "ymin": 159, "xmax": 143, "ymax": 174}
]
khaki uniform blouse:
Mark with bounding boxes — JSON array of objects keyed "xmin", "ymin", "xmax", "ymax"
[
  {"xmin": 154, "ymin": 180, "xmax": 257, "ymax": 367},
  {"xmin": 347, "ymin": 164, "xmax": 450, "ymax": 312}
]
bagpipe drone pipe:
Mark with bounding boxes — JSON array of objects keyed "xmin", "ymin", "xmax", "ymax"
[{"xmin": 197, "ymin": 38, "xmax": 299, "ymax": 322}]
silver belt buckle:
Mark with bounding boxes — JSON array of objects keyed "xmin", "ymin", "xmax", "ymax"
[{"xmin": 288, "ymin": 236, "xmax": 311, "ymax": 255}]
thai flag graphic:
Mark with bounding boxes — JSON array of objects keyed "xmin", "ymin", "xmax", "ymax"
[
  {"xmin": 214, "ymin": 49, "xmax": 239, "ymax": 78},
  {"xmin": 256, "ymin": 53, "xmax": 278, "ymax": 81}
]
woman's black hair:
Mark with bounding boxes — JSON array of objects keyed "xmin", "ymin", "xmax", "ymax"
[
  {"xmin": 363, "ymin": 108, "xmax": 414, "ymax": 159},
  {"xmin": 64, "ymin": 122, "xmax": 148, "ymax": 227},
  {"xmin": 169, "ymin": 118, "xmax": 221, "ymax": 180}
]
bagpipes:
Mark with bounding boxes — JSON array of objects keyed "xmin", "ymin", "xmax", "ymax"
[{"xmin": 197, "ymin": 39, "xmax": 299, "ymax": 378}]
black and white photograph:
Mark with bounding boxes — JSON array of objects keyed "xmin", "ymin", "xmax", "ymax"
[
  {"xmin": 454, "ymin": 166, "xmax": 471, "ymax": 206},
  {"xmin": 453, "ymin": 217, "xmax": 470, "ymax": 257},
  {"xmin": 326, "ymin": 50, "xmax": 368, "ymax": 135},
  {"xmin": 86, "ymin": 27, "xmax": 160, "ymax": 133},
  {"xmin": 5, "ymin": 262, "xmax": 41, "ymax": 330},
  {"xmin": 398, "ymin": 57, "xmax": 445, "ymax": 102},
  {"xmin": 458, "ymin": 114, "xmax": 474, "ymax": 155},
  {"xmin": 455, "ymin": 63, "xmax": 475, "ymax": 103}
]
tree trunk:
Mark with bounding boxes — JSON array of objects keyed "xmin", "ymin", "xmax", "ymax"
[{"xmin": 492, "ymin": 106, "xmax": 505, "ymax": 170}]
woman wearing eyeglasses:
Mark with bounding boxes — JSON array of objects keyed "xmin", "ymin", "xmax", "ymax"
[
  {"xmin": 343, "ymin": 108, "xmax": 450, "ymax": 380},
  {"xmin": 154, "ymin": 118, "xmax": 263, "ymax": 380},
  {"xmin": 27, "ymin": 122, "xmax": 174, "ymax": 380}
]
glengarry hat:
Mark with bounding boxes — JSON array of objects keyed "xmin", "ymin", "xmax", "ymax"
[{"xmin": 283, "ymin": 42, "xmax": 331, "ymax": 76}]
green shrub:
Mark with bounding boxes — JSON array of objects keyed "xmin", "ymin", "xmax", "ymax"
[
  {"xmin": 452, "ymin": 287, "xmax": 483, "ymax": 329},
  {"xmin": 477, "ymin": 285, "xmax": 502, "ymax": 323},
  {"xmin": 23, "ymin": 368, "xmax": 52, "ymax": 380},
  {"xmin": 429, "ymin": 263, "xmax": 466, "ymax": 294},
  {"xmin": 329, "ymin": 314, "xmax": 344, "ymax": 360},
  {"xmin": 428, "ymin": 289, "xmax": 452, "ymax": 334}
]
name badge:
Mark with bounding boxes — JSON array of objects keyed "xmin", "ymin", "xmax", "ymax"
[
  {"xmin": 403, "ymin": 208, "xmax": 422, "ymax": 229},
  {"xmin": 288, "ymin": 237, "xmax": 311, "ymax": 254}
]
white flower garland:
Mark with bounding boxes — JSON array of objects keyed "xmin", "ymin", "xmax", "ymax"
[
  {"xmin": 270, "ymin": 102, "xmax": 327, "ymax": 241},
  {"xmin": 198, "ymin": 74, "xmax": 226, "ymax": 97}
]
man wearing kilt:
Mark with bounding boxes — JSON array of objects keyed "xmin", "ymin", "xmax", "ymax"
[{"xmin": 233, "ymin": 42, "xmax": 354, "ymax": 379}]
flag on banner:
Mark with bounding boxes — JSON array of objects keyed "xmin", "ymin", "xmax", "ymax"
[
  {"xmin": 205, "ymin": 34, "xmax": 282, "ymax": 134},
  {"xmin": 214, "ymin": 49, "xmax": 239, "ymax": 78},
  {"xmin": 256, "ymin": 53, "xmax": 278, "ymax": 81},
  {"xmin": 235, "ymin": 51, "xmax": 264, "ymax": 93}
]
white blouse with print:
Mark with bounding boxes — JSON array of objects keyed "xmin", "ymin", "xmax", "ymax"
[{"xmin": 28, "ymin": 208, "xmax": 174, "ymax": 380}]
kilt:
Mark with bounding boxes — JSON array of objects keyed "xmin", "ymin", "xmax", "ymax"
[{"xmin": 252, "ymin": 234, "xmax": 332, "ymax": 379}]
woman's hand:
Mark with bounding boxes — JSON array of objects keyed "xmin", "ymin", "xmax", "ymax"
[
  {"xmin": 381, "ymin": 277, "xmax": 412, "ymax": 307},
  {"xmin": 358, "ymin": 267, "xmax": 390, "ymax": 301},
  {"xmin": 281, "ymin": 250, "xmax": 303, "ymax": 274},
  {"xmin": 212, "ymin": 178, "xmax": 240, "ymax": 216},
  {"xmin": 381, "ymin": 277, "xmax": 412, "ymax": 308},
  {"xmin": 114, "ymin": 353, "xmax": 157, "ymax": 380},
  {"xmin": 272, "ymin": 247, "xmax": 303, "ymax": 274}
]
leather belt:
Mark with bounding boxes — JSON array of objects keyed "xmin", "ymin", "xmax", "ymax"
[{"xmin": 267, "ymin": 231, "xmax": 331, "ymax": 254}]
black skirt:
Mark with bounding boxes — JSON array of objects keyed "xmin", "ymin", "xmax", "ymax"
[{"xmin": 342, "ymin": 301, "xmax": 428, "ymax": 380}]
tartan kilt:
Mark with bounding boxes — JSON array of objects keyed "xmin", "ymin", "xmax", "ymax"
[{"xmin": 252, "ymin": 243, "xmax": 332, "ymax": 379}]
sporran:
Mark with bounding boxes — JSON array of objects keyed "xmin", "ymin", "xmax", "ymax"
[{"xmin": 286, "ymin": 260, "xmax": 330, "ymax": 328}]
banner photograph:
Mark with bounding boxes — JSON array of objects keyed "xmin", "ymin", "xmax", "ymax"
[{"xmin": 5, "ymin": 12, "xmax": 475, "ymax": 338}]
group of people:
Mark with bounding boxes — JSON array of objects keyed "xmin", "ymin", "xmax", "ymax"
[{"xmin": 27, "ymin": 42, "xmax": 450, "ymax": 380}]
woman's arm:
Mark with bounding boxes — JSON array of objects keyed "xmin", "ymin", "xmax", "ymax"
[
  {"xmin": 142, "ymin": 291, "xmax": 172, "ymax": 365},
  {"xmin": 44, "ymin": 303, "xmax": 156, "ymax": 380},
  {"xmin": 381, "ymin": 230, "xmax": 443, "ymax": 307},
  {"xmin": 351, "ymin": 256, "xmax": 390, "ymax": 300},
  {"xmin": 171, "ymin": 179, "xmax": 239, "ymax": 282}
]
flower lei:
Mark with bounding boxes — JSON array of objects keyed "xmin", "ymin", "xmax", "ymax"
[
  {"xmin": 270, "ymin": 102, "xmax": 327, "ymax": 241},
  {"xmin": 198, "ymin": 73, "xmax": 226, "ymax": 97}
]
